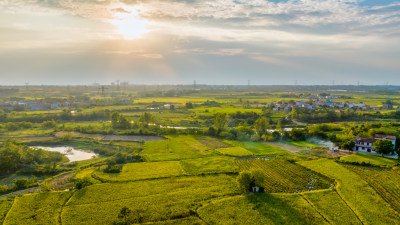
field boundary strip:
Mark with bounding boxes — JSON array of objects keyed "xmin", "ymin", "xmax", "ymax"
[{"xmin": 58, "ymin": 192, "xmax": 74, "ymax": 225}]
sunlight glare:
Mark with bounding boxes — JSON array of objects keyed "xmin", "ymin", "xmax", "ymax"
[{"xmin": 111, "ymin": 8, "xmax": 148, "ymax": 40}]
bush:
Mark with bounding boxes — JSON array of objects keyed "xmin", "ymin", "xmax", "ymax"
[
  {"xmin": 74, "ymin": 177, "xmax": 93, "ymax": 190},
  {"xmin": 104, "ymin": 164, "xmax": 122, "ymax": 173}
]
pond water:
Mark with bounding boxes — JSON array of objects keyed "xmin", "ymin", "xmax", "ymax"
[{"xmin": 34, "ymin": 146, "xmax": 98, "ymax": 162}]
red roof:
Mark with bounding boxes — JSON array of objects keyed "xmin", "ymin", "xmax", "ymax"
[
  {"xmin": 355, "ymin": 137, "xmax": 376, "ymax": 143},
  {"xmin": 375, "ymin": 134, "xmax": 396, "ymax": 140}
]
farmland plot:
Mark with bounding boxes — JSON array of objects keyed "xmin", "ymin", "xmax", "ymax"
[
  {"xmin": 95, "ymin": 161, "xmax": 186, "ymax": 182},
  {"xmin": 345, "ymin": 165, "xmax": 400, "ymax": 213},
  {"xmin": 142, "ymin": 136, "xmax": 215, "ymax": 161},
  {"xmin": 180, "ymin": 156, "xmax": 238, "ymax": 175},
  {"xmin": 4, "ymin": 191, "xmax": 72, "ymax": 225},
  {"xmin": 236, "ymin": 159, "xmax": 333, "ymax": 193},
  {"xmin": 62, "ymin": 175, "xmax": 239, "ymax": 225},
  {"xmin": 198, "ymin": 193, "xmax": 328, "ymax": 225},
  {"xmin": 299, "ymin": 159, "xmax": 400, "ymax": 224}
]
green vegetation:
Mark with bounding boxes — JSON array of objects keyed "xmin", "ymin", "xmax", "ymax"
[
  {"xmin": 237, "ymin": 159, "xmax": 332, "ymax": 193},
  {"xmin": 216, "ymin": 146, "xmax": 254, "ymax": 156},
  {"xmin": 1, "ymin": 86, "xmax": 400, "ymax": 224},
  {"xmin": 299, "ymin": 159, "xmax": 400, "ymax": 224},
  {"xmin": 4, "ymin": 191, "xmax": 72, "ymax": 225},
  {"xmin": 62, "ymin": 175, "xmax": 239, "ymax": 224},
  {"xmin": 180, "ymin": 156, "xmax": 238, "ymax": 175},
  {"xmin": 345, "ymin": 165, "xmax": 400, "ymax": 213},
  {"xmin": 95, "ymin": 161, "xmax": 186, "ymax": 182},
  {"xmin": 198, "ymin": 193, "xmax": 328, "ymax": 224},
  {"xmin": 0, "ymin": 198, "xmax": 14, "ymax": 224},
  {"xmin": 142, "ymin": 136, "xmax": 214, "ymax": 161},
  {"xmin": 340, "ymin": 153, "xmax": 397, "ymax": 167}
]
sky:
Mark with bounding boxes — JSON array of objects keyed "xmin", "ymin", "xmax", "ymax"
[{"xmin": 0, "ymin": 0, "xmax": 400, "ymax": 85}]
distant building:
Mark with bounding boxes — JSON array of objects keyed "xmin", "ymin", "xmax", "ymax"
[
  {"xmin": 382, "ymin": 104, "xmax": 393, "ymax": 110},
  {"xmin": 354, "ymin": 134, "xmax": 396, "ymax": 154}
]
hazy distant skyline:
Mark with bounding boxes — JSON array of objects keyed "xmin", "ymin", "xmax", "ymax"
[{"xmin": 1, "ymin": 0, "xmax": 399, "ymax": 85}]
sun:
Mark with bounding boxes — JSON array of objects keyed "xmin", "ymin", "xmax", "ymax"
[{"xmin": 111, "ymin": 9, "xmax": 148, "ymax": 40}]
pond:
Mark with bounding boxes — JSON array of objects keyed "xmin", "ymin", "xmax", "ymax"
[{"xmin": 34, "ymin": 146, "xmax": 98, "ymax": 162}]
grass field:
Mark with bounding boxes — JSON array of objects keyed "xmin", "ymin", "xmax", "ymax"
[
  {"xmin": 180, "ymin": 156, "xmax": 238, "ymax": 175},
  {"xmin": 340, "ymin": 153, "xmax": 397, "ymax": 167},
  {"xmin": 198, "ymin": 193, "xmax": 328, "ymax": 225},
  {"xmin": 62, "ymin": 175, "xmax": 239, "ymax": 224},
  {"xmin": 216, "ymin": 146, "xmax": 254, "ymax": 156},
  {"xmin": 287, "ymin": 141, "xmax": 322, "ymax": 148},
  {"xmin": 4, "ymin": 191, "xmax": 72, "ymax": 225},
  {"xmin": 142, "ymin": 136, "xmax": 215, "ymax": 161},
  {"xmin": 227, "ymin": 141, "xmax": 289, "ymax": 156},
  {"xmin": 345, "ymin": 165, "xmax": 400, "ymax": 213},
  {"xmin": 0, "ymin": 198, "xmax": 14, "ymax": 224},
  {"xmin": 196, "ymin": 138, "xmax": 231, "ymax": 149},
  {"xmin": 236, "ymin": 159, "xmax": 332, "ymax": 193},
  {"xmin": 298, "ymin": 158, "xmax": 400, "ymax": 224},
  {"xmin": 95, "ymin": 161, "xmax": 187, "ymax": 182},
  {"xmin": 301, "ymin": 190, "xmax": 362, "ymax": 224}
]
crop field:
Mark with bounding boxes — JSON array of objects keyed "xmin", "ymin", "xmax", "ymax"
[
  {"xmin": 198, "ymin": 193, "xmax": 328, "ymax": 225},
  {"xmin": 180, "ymin": 156, "xmax": 238, "ymax": 175},
  {"xmin": 4, "ymin": 191, "xmax": 72, "ymax": 225},
  {"xmin": 190, "ymin": 107, "xmax": 263, "ymax": 117},
  {"xmin": 339, "ymin": 153, "xmax": 397, "ymax": 167},
  {"xmin": 227, "ymin": 141, "xmax": 289, "ymax": 155},
  {"xmin": 95, "ymin": 161, "xmax": 187, "ymax": 182},
  {"xmin": 299, "ymin": 159, "xmax": 400, "ymax": 224},
  {"xmin": 301, "ymin": 190, "xmax": 362, "ymax": 224},
  {"xmin": 344, "ymin": 165, "xmax": 400, "ymax": 213},
  {"xmin": 142, "ymin": 136, "xmax": 215, "ymax": 161},
  {"xmin": 196, "ymin": 138, "xmax": 231, "ymax": 149},
  {"xmin": 62, "ymin": 175, "xmax": 239, "ymax": 224},
  {"xmin": 216, "ymin": 146, "xmax": 254, "ymax": 156},
  {"xmin": 236, "ymin": 159, "xmax": 333, "ymax": 193},
  {"xmin": 287, "ymin": 141, "xmax": 322, "ymax": 148},
  {"xmin": 0, "ymin": 198, "xmax": 14, "ymax": 224}
]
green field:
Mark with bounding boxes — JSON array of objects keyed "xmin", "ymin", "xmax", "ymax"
[
  {"xmin": 4, "ymin": 192, "xmax": 72, "ymax": 225},
  {"xmin": 216, "ymin": 146, "xmax": 254, "ymax": 156},
  {"xmin": 0, "ymin": 198, "xmax": 14, "ymax": 224},
  {"xmin": 62, "ymin": 175, "xmax": 239, "ymax": 225},
  {"xmin": 345, "ymin": 165, "xmax": 400, "ymax": 213},
  {"xmin": 237, "ymin": 159, "xmax": 333, "ymax": 193},
  {"xmin": 95, "ymin": 161, "xmax": 187, "ymax": 182},
  {"xmin": 142, "ymin": 136, "xmax": 215, "ymax": 161},
  {"xmin": 180, "ymin": 156, "xmax": 238, "ymax": 175},
  {"xmin": 287, "ymin": 141, "xmax": 322, "ymax": 148},
  {"xmin": 299, "ymin": 159, "xmax": 400, "ymax": 224},
  {"xmin": 301, "ymin": 190, "xmax": 362, "ymax": 224},
  {"xmin": 340, "ymin": 153, "xmax": 397, "ymax": 167},
  {"xmin": 198, "ymin": 193, "xmax": 328, "ymax": 224},
  {"xmin": 228, "ymin": 141, "xmax": 289, "ymax": 155}
]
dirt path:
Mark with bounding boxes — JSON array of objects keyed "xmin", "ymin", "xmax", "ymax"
[{"xmin": 0, "ymin": 186, "xmax": 43, "ymax": 199}]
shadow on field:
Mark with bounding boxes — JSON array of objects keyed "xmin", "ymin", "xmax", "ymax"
[{"xmin": 245, "ymin": 193, "xmax": 311, "ymax": 224}]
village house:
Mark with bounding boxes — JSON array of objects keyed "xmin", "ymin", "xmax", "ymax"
[{"xmin": 354, "ymin": 134, "xmax": 396, "ymax": 154}]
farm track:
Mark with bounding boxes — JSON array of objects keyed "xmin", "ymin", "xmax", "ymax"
[{"xmin": 58, "ymin": 191, "xmax": 74, "ymax": 225}]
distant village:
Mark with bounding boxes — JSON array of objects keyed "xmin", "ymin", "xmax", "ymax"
[{"xmin": 268, "ymin": 95, "xmax": 396, "ymax": 112}]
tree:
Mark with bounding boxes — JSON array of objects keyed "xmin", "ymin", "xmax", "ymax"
[
  {"xmin": 213, "ymin": 113, "xmax": 228, "ymax": 131},
  {"xmin": 236, "ymin": 170, "xmax": 265, "ymax": 193},
  {"xmin": 254, "ymin": 116, "xmax": 269, "ymax": 136},
  {"xmin": 373, "ymin": 139, "xmax": 394, "ymax": 156},
  {"xmin": 341, "ymin": 141, "xmax": 355, "ymax": 151},
  {"xmin": 237, "ymin": 171, "xmax": 252, "ymax": 193}
]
